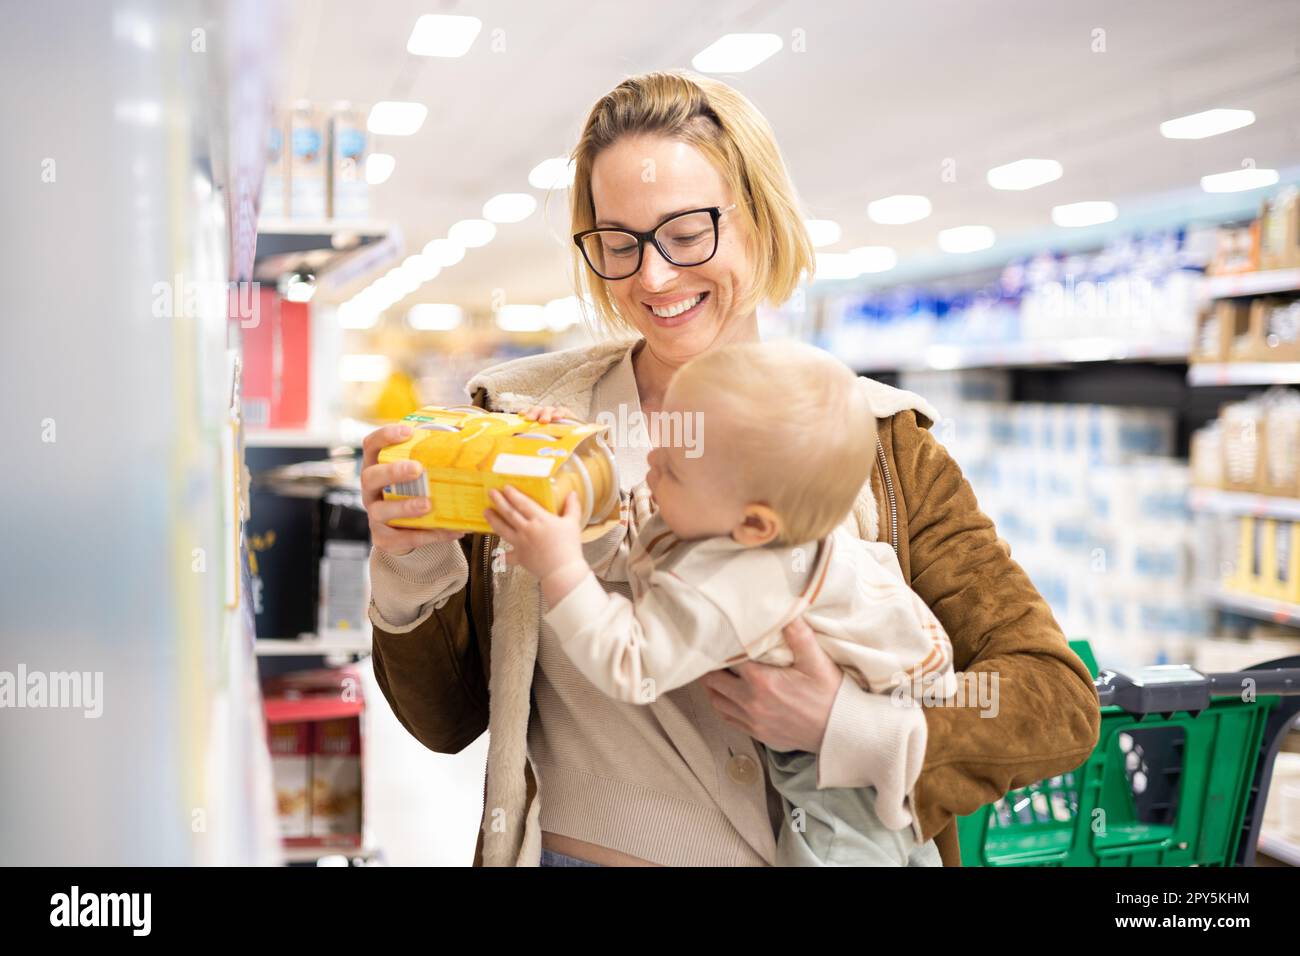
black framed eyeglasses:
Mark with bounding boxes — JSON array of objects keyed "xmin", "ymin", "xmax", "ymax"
[{"xmin": 573, "ymin": 203, "xmax": 738, "ymax": 280}]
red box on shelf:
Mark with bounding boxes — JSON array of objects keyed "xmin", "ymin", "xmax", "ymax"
[
  {"xmin": 263, "ymin": 667, "xmax": 364, "ymax": 852},
  {"xmin": 240, "ymin": 288, "xmax": 311, "ymax": 429}
]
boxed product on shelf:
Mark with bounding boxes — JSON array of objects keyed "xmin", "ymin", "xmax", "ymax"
[
  {"xmin": 1196, "ymin": 298, "xmax": 1257, "ymax": 363},
  {"xmin": 329, "ymin": 104, "xmax": 369, "ymax": 220},
  {"xmin": 1254, "ymin": 297, "xmax": 1300, "ymax": 361},
  {"xmin": 288, "ymin": 102, "xmax": 328, "ymax": 220},
  {"xmin": 1262, "ymin": 388, "xmax": 1300, "ymax": 496},
  {"xmin": 1226, "ymin": 515, "xmax": 1270, "ymax": 595},
  {"xmin": 1220, "ymin": 399, "xmax": 1267, "ymax": 492},
  {"xmin": 240, "ymin": 290, "xmax": 310, "ymax": 429},
  {"xmin": 1190, "ymin": 422, "xmax": 1223, "ymax": 488},
  {"xmin": 1209, "ymin": 222, "xmax": 1260, "ymax": 276},
  {"xmin": 1192, "ymin": 305, "xmax": 1220, "ymax": 363},
  {"xmin": 1259, "ymin": 186, "xmax": 1300, "ymax": 271},
  {"xmin": 266, "ymin": 720, "xmax": 311, "ymax": 838},
  {"xmin": 261, "ymin": 108, "xmax": 287, "ymax": 219},
  {"xmin": 319, "ymin": 489, "xmax": 370, "ymax": 633},
  {"xmin": 310, "ymin": 717, "xmax": 362, "ymax": 839},
  {"xmin": 1193, "ymin": 299, "xmax": 1256, "ymax": 362},
  {"xmin": 263, "ymin": 667, "xmax": 366, "ymax": 849},
  {"xmin": 1267, "ymin": 519, "xmax": 1300, "ymax": 603}
]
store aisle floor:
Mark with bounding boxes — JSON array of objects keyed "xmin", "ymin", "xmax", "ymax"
[{"xmin": 359, "ymin": 657, "xmax": 488, "ymax": 866}]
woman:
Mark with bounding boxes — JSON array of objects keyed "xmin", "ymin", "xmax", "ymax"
[{"xmin": 361, "ymin": 71, "xmax": 1100, "ymax": 867}]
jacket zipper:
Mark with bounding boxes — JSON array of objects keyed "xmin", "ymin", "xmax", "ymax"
[
  {"xmin": 482, "ymin": 532, "xmax": 495, "ymax": 634},
  {"xmin": 876, "ymin": 436, "xmax": 899, "ymax": 557}
]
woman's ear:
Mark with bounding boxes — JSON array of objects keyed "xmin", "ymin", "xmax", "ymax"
[{"xmin": 732, "ymin": 502, "xmax": 781, "ymax": 548}]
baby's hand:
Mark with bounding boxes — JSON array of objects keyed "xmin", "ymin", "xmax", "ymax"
[
  {"xmin": 520, "ymin": 404, "xmax": 578, "ymax": 424},
  {"xmin": 483, "ymin": 485, "xmax": 586, "ymax": 579}
]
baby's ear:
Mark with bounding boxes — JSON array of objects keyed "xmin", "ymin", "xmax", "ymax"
[{"xmin": 732, "ymin": 503, "xmax": 782, "ymax": 548}]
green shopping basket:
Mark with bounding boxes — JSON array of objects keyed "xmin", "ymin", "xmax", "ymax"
[{"xmin": 957, "ymin": 640, "xmax": 1300, "ymax": 867}]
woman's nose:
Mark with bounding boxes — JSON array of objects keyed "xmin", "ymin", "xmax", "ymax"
[{"xmin": 637, "ymin": 242, "xmax": 679, "ymax": 290}]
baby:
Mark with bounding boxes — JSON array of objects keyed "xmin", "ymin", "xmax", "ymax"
[{"xmin": 484, "ymin": 340, "xmax": 955, "ymax": 867}]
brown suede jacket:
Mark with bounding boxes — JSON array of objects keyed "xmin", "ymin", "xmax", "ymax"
[{"xmin": 369, "ymin": 343, "xmax": 1102, "ymax": 867}]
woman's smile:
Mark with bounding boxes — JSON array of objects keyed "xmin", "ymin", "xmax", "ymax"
[{"xmin": 643, "ymin": 290, "xmax": 710, "ymax": 327}]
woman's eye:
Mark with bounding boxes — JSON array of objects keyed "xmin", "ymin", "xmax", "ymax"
[{"xmin": 667, "ymin": 231, "xmax": 708, "ymax": 246}]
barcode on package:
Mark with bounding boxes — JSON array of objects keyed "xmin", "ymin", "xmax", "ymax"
[{"xmin": 385, "ymin": 473, "xmax": 429, "ymax": 498}]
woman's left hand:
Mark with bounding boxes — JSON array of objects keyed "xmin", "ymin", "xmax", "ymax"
[{"xmin": 698, "ymin": 616, "xmax": 844, "ymax": 753}]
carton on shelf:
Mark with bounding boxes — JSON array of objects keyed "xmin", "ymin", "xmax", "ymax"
[
  {"xmin": 310, "ymin": 717, "xmax": 362, "ymax": 840},
  {"xmin": 288, "ymin": 103, "xmax": 328, "ymax": 220},
  {"xmin": 1208, "ymin": 222, "xmax": 1260, "ymax": 276},
  {"xmin": 329, "ymin": 105, "xmax": 369, "ymax": 220},
  {"xmin": 1259, "ymin": 187, "xmax": 1300, "ymax": 271},
  {"xmin": 1220, "ymin": 401, "xmax": 1267, "ymax": 493},
  {"xmin": 1189, "ymin": 424, "xmax": 1223, "ymax": 489},
  {"xmin": 1266, "ymin": 519, "xmax": 1300, "ymax": 603},
  {"xmin": 1227, "ymin": 516, "xmax": 1271, "ymax": 596},
  {"xmin": 1254, "ymin": 297, "xmax": 1300, "ymax": 362},
  {"xmin": 261, "ymin": 108, "xmax": 287, "ymax": 220},
  {"xmin": 1262, "ymin": 399, "xmax": 1300, "ymax": 498},
  {"xmin": 267, "ymin": 720, "xmax": 311, "ymax": 838}
]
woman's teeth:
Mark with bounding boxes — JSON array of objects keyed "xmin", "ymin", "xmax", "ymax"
[{"xmin": 648, "ymin": 293, "xmax": 704, "ymax": 318}]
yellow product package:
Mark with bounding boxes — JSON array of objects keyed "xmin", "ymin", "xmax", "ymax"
[{"xmin": 379, "ymin": 405, "xmax": 621, "ymax": 541}]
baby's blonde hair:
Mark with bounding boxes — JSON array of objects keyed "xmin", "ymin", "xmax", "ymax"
[
  {"xmin": 568, "ymin": 70, "xmax": 815, "ymax": 336},
  {"xmin": 670, "ymin": 341, "xmax": 878, "ymax": 546}
]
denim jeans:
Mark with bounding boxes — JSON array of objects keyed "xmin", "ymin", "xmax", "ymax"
[{"xmin": 539, "ymin": 847, "xmax": 604, "ymax": 867}]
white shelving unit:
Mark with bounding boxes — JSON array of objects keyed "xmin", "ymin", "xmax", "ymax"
[
  {"xmin": 1189, "ymin": 487, "xmax": 1300, "ymax": 521},
  {"xmin": 855, "ymin": 336, "xmax": 1190, "ymax": 373},
  {"xmin": 1206, "ymin": 587, "xmax": 1300, "ymax": 628},
  {"xmin": 255, "ymin": 218, "xmax": 403, "ymax": 298},
  {"xmin": 1202, "ymin": 268, "xmax": 1300, "ymax": 300},
  {"xmin": 256, "ymin": 628, "xmax": 373, "ymax": 658},
  {"xmin": 1188, "ymin": 362, "xmax": 1300, "ymax": 387}
]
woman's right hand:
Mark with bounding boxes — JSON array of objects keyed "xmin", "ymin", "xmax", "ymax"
[{"xmin": 361, "ymin": 423, "xmax": 466, "ymax": 556}]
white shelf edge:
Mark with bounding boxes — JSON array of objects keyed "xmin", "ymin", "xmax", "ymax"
[
  {"xmin": 1188, "ymin": 362, "xmax": 1300, "ymax": 386},
  {"xmin": 853, "ymin": 337, "xmax": 1191, "ymax": 373},
  {"xmin": 1188, "ymin": 487, "xmax": 1300, "ymax": 521},
  {"xmin": 256, "ymin": 217, "xmax": 392, "ymax": 237},
  {"xmin": 1205, "ymin": 586, "xmax": 1300, "ymax": 627},
  {"xmin": 256, "ymin": 632, "xmax": 372, "ymax": 657},
  {"xmin": 244, "ymin": 429, "xmax": 354, "ymax": 448},
  {"xmin": 1202, "ymin": 268, "xmax": 1300, "ymax": 300}
]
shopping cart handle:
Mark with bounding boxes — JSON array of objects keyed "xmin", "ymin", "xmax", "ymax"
[{"xmin": 1095, "ymin": 665, "xmax": 1300, "ymax": 714}]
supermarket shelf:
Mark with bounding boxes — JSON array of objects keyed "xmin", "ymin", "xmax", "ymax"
[
  {"xmin": 1206, "ymin": 587, "xmax": 1300, "ymax": 628},
  {"xmin": 1188, "ymin": 362, "xmax": 1300, "ymax": 386},
  {"xmin": 854, "ymin": 336, "xmax": 1190, "ymax": 373},
  {"xmin": 254, "ymin": 219, "xmax": 403, "ymax": 296},
  {"xmin": 244, "ymin": 417, "xmax": 373, "ymax": 447},
  {"xmin": 256, "ymin": 217, "xmax": 391, "ymax": 236},
  {"xmin": 245, "ymin": 428, "xmax": 356, "ymax": 448},
  {"xmin": 1188, "ymin": 487, "xmax": 1300, "ymax": 521},
  {"xmin": 1258, "ymin": 830, "xmax": 1300, "ymax": 867},
  {"xmin": 255, "ymin": 630, "xmax": 372, "ymax": 657},
  {"xmin": 1202, "ymin": 269, "xmax": 1300, "ymax": 300},
  {"xmin": 281, "ymin": 844, "xmax": 379, "ymax": 864}
]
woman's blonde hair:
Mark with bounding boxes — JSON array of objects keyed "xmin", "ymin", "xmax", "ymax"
[
  {"xmin": 568, "ymin": 71, "xmax": 815, "ymax": 336},
  {"xmin": 670, "ymin": 341, "xmax": 878, "ymax": 546}
]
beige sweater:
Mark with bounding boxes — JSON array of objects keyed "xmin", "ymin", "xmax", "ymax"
[
  {"xmin": 542, "ymin": 505, "xmax": 955, "ymax": 833},
  {"xmin": 368, "ymin": 337, "xmax": 940, "ymax": 865}
]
